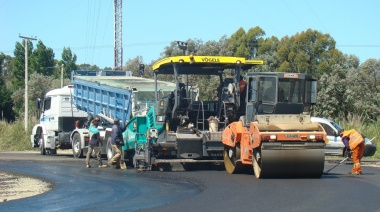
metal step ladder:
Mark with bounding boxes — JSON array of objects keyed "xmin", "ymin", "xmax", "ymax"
[{"xmin": 196, "ymin": 100, "xmax": 205, "ymax": 130}]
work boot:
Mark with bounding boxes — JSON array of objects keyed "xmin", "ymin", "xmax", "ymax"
[
  {"xmin": 99, "ymin": 164, "xmax": 107, "ymax": 168},
  {"xmin": 349, "ymin": 171, "xmax": 360, "ymax": 175},
  {"xmin": 86, "ymin": 164, "xmax": 91, "ymax": 168}
]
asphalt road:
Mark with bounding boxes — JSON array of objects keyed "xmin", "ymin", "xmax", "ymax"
[{"xmin": 1, "ymin": 151, "xmax": 380, "ymax": 212}]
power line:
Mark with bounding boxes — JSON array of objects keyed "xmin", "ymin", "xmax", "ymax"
[
  {"xmin": 305, "ymin": 0, "xmax": 328, "ymax": 33},
  {"xmin": 91, "ymin": 0, "xmax": 102, "ymax": 64},
  {"xmin": 97, "ymin": 1, "xmax": 113, "ymax": 64},
  {"xmin": 281, "ymin": 0, "xmax": 306, "ymax": 29},
  {"xmin": 337, "ymin": 45, "xmax": 380, "ymax": 48},
  {"xmin": 1, "ymin": 43, "xmax": 380, "ymax": 56}
]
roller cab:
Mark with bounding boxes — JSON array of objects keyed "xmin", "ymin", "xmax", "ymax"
[{"xmin": 222, "ymin": 72, "xmax": 327, "ymax": 178}]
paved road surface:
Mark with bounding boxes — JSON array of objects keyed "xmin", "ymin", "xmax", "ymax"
[{"xmin": 1, "ymin": 151, "xmax": 380, "ymax": 212}]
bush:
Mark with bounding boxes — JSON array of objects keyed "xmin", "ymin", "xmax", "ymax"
[{"xmin": 0, "ymin": 120, "xmax": 37, "ymax": 151}]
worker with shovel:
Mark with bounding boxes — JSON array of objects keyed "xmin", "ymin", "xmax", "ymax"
[
  {"xmin": 86, "ymin": 117, "xmax": 108, "ymax": 168},
  {"xmin": 339, "ymin": 129, "xmax": 365, "ymax": 175},
  {"xmin": 109, "ymin": 118, "xmax": 127, "ymax": 169}
]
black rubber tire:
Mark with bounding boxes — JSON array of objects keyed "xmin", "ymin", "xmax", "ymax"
[
  {"xmin": 223, "ymin": 144, "xmax": 242, "ymax": 174},
  {"xmin": 50, "ymin": 149, "xmax": 57, "ymax": 155},
  {"xmin": 40, "ymin": 134, "xmax": 46, "ymax": 155},
  {"xmin": 182, "ymin": 163, "xmax": 195, "ymax": 171},
  {"xmin": 72, "ymin": 133, "xmax": 83, "ymax": 158},
  {"xmin": 252, "ymin": 148, "xmax": 262, "ymax": 179},
  {"xmin": 124, "ymin": 150, "xmax": 134, "ymax": 167},
  {"xmin": 106, "ymin": 137, "xmax": 115, "ymax": 161}
]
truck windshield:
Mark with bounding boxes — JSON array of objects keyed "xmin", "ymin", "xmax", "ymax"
[
  {"xmin": 43, "ymin": 97, "xmax": 51, "ymax": 111},
  {"xmin": 138, "ymin": 91, "xmax": 173, "ymax": 101}
]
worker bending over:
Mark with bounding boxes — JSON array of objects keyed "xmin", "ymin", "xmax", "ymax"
[{"xmin": 339, "ymin": 129, "xmax": 365, "ymax": 175}]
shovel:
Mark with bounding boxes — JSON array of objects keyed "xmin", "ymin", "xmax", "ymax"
[{"xmin": 324, "ymin": 157, "xmax": 349, "ymax": 174}]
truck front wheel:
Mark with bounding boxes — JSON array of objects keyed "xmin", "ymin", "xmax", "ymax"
[
  {"xmin": 40, "ymin": 134, "xmax": 46, "ymax": 155},
  {"xmin": 72, "ymin": 133, "xmax": 83, "ymax": 158},
  {"xmin": 106, "ymin": 137, "xmax": 114, "ymax": 161}
]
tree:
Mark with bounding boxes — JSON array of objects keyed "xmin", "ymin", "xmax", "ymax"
[
  {"xmin": 255, "ymin": 36, "xmax": 281, "ymax": 72},
  {"xmin": 225, "ymin": 27, "xmax": 248, "ymax": 58},
  {"xmin": 0, "ymin": 77, "xmax": 15, "ymax": 121},
  {"xmin": 0, "ymin": 53, "xmax": 12, "ymax": 80},
  {"xmin": 103, "ymin": 66, "xmax": 113, "ymax": 70},
  {"xmin": 0, "ymin": 53, "xmax": 15, "ymax": 121},
  {"xmin": 276, "ymin": 29, "xmax": 343, "ymax": 78},
  {"xmin": 124, "ymin": 56, "xmax": 151, "ymax": 78},
  {"xmin": 12, "ymin": 40, "xmax": 34, "ymax": 90},
  {"xmin": 77, "ymin": 63, "xmax": 100, "ymax": 70},
  {"xmin": 313, "ymin": 57, "xmax": 380, "ymax": 121},
  {"xmin": 313, "ymin": 64, "xmax": 348, "ymax": 119},
  {"xmin": 345, "ymin": 59, "xmax": 380, "ymax": 120},
  {"xmin": 196, "ymin": 39, "xmax": 224, "ymax": 56},
  {"xmin": 223, "ymin": 26, "xmax": 266, "ymax": 59},
  {"xmin": 11, "ymin": 72, "xmax": 57, "ymax": 120},
  {"xmin": 30, "ymin": 40, "xmax": 55, "ymax": 76},
  {"xmin": 61, "ymin": 47, "xmax": 77, "ymax": 78}
]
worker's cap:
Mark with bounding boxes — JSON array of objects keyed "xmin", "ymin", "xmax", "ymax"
[{"xmin": 114, "ymin": 118, "xmax": 120, "ymax": 123}]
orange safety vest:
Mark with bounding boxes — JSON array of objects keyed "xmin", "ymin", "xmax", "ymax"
[{"xmin": 342, "ymin": 129, "xmax": 364, "ymax": 150}]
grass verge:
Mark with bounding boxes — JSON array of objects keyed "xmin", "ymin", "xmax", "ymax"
[{"xmin": 0, "ymin": 120, "xmax": 36, "ymax": 151}]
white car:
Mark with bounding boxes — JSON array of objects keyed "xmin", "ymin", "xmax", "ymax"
[{"xmin": 311, "ymin": 117, "xmax": 377, "ymax": 157}]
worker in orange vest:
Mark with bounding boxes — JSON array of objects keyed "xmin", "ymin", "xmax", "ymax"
[{"xmin": 339, "ymin": 129, "xmax": 365, "ymax": 175}]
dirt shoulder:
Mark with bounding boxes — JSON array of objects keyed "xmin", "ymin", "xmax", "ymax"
[
  {"xmin": 0, "ymin": 171, "xmax": 52, "ymax": 202},
  {"xmin": 0, "ymin": 150, "xmax": 67, "ymax": 203}
]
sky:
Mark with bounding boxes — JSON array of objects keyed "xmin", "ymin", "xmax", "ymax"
[{"xmin": 1, "ymin": 0, "xmax": 380, "ymax": 69}]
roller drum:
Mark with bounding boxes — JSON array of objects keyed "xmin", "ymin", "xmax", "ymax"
[{"xmin": 254, "ymin": 147, "xmax": 325, "ymax": 178}]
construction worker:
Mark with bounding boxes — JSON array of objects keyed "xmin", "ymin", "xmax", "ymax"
[
  {"xmin": 109, "ymin": 118, "xmax": 127, "ymax": 169},
  {"xmin": 86, "ymin": 117, "xmax": 107, "ymax": 168},
  {"xmin": 339, "ymin": 129, "xmax": 365, "ymax": 175},
  {"xmin": 238, "ymin": 75, "xmax": 247, "ymax": 112},
  {"xmin": 239, "ymin": 75, "xmax": 247, "ymax": 94}
]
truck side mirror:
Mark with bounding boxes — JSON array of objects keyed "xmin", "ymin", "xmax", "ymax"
[{"xmin": 36, "ymin": 98, "xmax": 41, "ymax": 109}]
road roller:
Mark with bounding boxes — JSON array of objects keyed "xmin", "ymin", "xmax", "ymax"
[{"xmin": 222, "ymin": 72, "xmax": 326, "ymax": 178}]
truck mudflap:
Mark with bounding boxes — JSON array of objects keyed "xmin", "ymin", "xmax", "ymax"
[{"xmin": 253, "ymin": 142, "xmax": 325, "ymax": 178}]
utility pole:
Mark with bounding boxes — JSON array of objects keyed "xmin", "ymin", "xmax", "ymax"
[
  {"xmin": 61, "ymin": 64, "xmax": 64, "ymax": 88},
  {"xmin": 19, "ymin": 34, "xmax": 37, "ymax": 131}
]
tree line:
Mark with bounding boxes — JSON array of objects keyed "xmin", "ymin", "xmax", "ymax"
[{"xmin": 0, "ymin": 26, "xmax": 379, "ymax": 123}]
